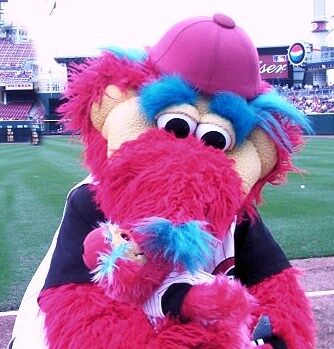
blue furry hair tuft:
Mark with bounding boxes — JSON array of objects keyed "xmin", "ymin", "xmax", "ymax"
[
  {"xmin": 91, "ymin": 243, "xmax": 130, "ymax": 284},
  {"xmin": 249, "ymin": 90, "xmax": 313, "ymax": 152},
  {"xmin": 210, "ymin": 92, "xmax": 260, "ymax": 145},
  {"xmin": 101, "ymin": 45, "xmax": 148, "ymax": 62},
  {"xmin": 139, "ymin": 75, "xmax": 199, "ymax": 122},
  {"xmin": 210, "ymin": 90, "xmax": 312, "ymax": 151},
  {"xmin": 134, "ymin": 218, "xmax": 215, "ymax": 273}
]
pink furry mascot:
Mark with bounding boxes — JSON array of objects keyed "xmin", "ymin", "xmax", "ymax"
[{"xmin": 12, "ymin": 13, "xmax": 316, "ymax": 349}]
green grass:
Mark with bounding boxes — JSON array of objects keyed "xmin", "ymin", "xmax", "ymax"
[
  {"xmin": 259, "ymin": 137, "xmax": 334, "ymax": 259},
  {"xmin": 0, "ymin": 136, "xmax": 88, "ymax": 311},
  {"xmin": 0, "ymin": 136, "xmax": 333, "ymax": 311}
]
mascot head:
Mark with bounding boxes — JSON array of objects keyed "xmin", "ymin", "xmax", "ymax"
[{"xmin": 60, "ymin": 13, "xmax": 311, "ymax": 256}]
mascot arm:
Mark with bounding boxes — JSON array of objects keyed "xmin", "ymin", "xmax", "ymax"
[
  {"xmin": 42, "ymin": 183, "xmax": 104, "ymax": 289},
  {"xmin": 39, "ymin": 183, "xmax": 125, "ymax": 349},
  {"xmin": 39, "ymin": 187, "xmax": 315, "ymax": 349},
  {"xmin": 234, "ymin": 215, "xmax": 315, "ymax": 349},
  {"xmin": 39, "ymin": 283, "xmax": 157, "ymax": 349},
  {"xmin": 38, "ymin": 184, "xmax": 184, "ymax": 349},
  {"xmin": 161, "ymin": 215, "xmax": 314, "ymax": 349},
  {"xmin": 249, "ymin": 269, "xmax": 316, "ymax": 349},
  {"xmin": 160, "ymin": 215, "xmax": 297, "ymax": 349}
]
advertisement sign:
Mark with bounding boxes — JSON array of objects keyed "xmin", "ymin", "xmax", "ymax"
[
  {"xmin": 259, "ymin": 55, "xmax": 288, "ymax": 80},
  {"xmin": 5, "ymin": 82, "xmax": 33, "ymax": 90},
  {"xmin": 287, "ymin": 42, "xmax": 307, "ymax": 66}
]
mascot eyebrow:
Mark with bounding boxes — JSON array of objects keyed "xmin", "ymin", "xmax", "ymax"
[
  {"xmin": 139, "ymin": 75, "xmax": 199, "ymax": 121},
  {"xmin": 210, "ymin": 91, "xmax": 313, "ymax": 149}
]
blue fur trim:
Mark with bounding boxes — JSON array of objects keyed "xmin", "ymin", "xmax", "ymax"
[
  {"xmin": 210, "ymin": 90, "xmax": 313, "ymax": 151},
  {"xmin": 134, "ymin": 218, "xmax": 215, "ymax": 273},
  {"xmin": 139, "ymin": 75, "xmax": 199, "ymax": 122},
  {"xmin": 101, "ymin": 45, "xmax": 148, "ymax": 62},
  {"xmin": 210, "ymin": 92, "xmax": 260, "ymax": 145},
  {"xmin": 250, "ymin": 91, "xmax": 313, "ymax": 151},
  {"xmin": 92, "ymin": 243, "xmax": 130, "ymax": 283}
]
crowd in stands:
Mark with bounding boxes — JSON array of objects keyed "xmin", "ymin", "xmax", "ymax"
[
  {"xmin": 276, "ymin": 84, "xmax": 334, "ymax": 114},
  {"xmin": 0, "ymin": 39, "xmax": 34, "ymax": 69}
]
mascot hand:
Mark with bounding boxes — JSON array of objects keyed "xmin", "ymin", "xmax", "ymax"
[{"xmin": 181, "ymin": 276, "xmax": 254, "ymax": 328}]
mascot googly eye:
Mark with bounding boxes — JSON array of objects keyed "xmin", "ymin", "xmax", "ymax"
[{"xmin": 12, "ymin": 13, "xmax": 315, "ymax": 349}]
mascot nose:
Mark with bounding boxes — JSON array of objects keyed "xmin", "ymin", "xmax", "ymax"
[{"xmin": 99, "ymin": 128, "xmax": 244, "ymax": 236}]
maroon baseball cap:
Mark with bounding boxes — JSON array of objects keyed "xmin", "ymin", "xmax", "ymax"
[{"xmin": 149, "ymin": 14, "xmax": 265, "ymax": 100}]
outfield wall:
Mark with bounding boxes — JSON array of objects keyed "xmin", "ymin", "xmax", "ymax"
[
  {"xmin": 40, "ymin": 114, "xmax": 334, "ymax": 136},
  {"xmin": 308, "ymin": 114, "xmax": 334, "ymax": 135},
  {"xmin": 0, "ymin": 120, "xmax": 42, "ymax": 143},
  {"xmin": 1, "ymin": 115, "xmax": 333, "ymax": 143}
]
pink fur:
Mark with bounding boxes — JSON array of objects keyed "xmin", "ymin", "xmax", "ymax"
[
  {"xmin": 82, "ymin": 226, "xmax": 109, "ymax": 270},
  {"xmin": 59, "ymin": 53, "xmax": 307, "ymax": 222},
  {"xmin": 59, "ymin": 52, "xmax": 156, "ymax": 139},
  {"xmin": 83, "ymin": 227, "xmax": 173, "ymax": 304},
  {"xmin": 58, "ymin": 53, "xmax": 157, "ymax": 175},
  {"xmin": 39, "ymin": 284, "xmax": 155, "ymax": 349},
  {"xmin": 93, "ymin": 128, "xmax": 244, "ymax": 238},
  {"xmin": 181, "ymin": 277, "xmax": 255, "ymax": 348},
  {"xmin": 40, "ymin": 284, "xmax": 254, "ymax": 348},
  {"xmin": 249, "ymin": 268, "xmax": 316, "ymax": 349},
  {"xmin": 103, "ymin": 259, "xmax": 172, "ymax": 304},
  {"xmin": 182, "ymin": 277, "xmax": 255, "ymax": 322}
]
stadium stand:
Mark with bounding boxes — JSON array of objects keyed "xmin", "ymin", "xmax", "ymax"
[
  {"xmin": 0, "ymin": 21, "xmax": 45, "ymax": 143},
  {"xmin": 0, "ymin": 102, "xmax": 33, "ymax": 120},
  {"xmin": 0, "ymin": 26, "xmax": 40, "ymax": 116},
  {"xmin": 0, "ymin": 39, "xmax": 34, "ymax": 68}
]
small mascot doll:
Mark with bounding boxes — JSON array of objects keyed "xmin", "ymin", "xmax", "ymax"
[{"xmin": 11, "ymin": 13, "xmax": 316, "ymax": 349}]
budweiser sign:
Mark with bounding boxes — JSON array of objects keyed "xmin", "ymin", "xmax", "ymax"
[{"xmin": 259, "ymin": 55, "xmax": 288, "ymax": 80}]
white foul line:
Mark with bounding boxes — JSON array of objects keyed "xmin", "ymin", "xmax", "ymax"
[
  {"xmin": 0, "ymin": 290, "xmax": 333, "ymax": 317},
  {"xmin": 0, "ymin": 310, "xmax": 17, "ymax": 317},
  {"xmin": 306, "ymin": 289, "xmax": 334, "ymax": 298}
]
